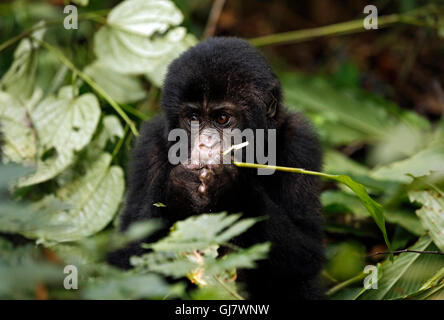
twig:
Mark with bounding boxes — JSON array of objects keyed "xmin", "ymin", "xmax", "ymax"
[
  {"xmin": 369, "ymin": 250, "xmax": 444, "ymax": 257},
  {"xmin": 202, "ymin": 0, "xmax": 226, "ymax": 39},
  {"xmin": 249, "ymin": 5, "xmax": 443, "ymax": 47}
]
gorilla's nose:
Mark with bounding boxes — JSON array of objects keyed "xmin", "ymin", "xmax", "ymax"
[{"xmin": 199, "ymin": 134, "xmax": 217, "ymax": 149}]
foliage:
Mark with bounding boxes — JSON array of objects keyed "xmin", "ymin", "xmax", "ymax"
[{"xmin": 0, "ymin": 0, "xmax": 443, "ymax": 300}]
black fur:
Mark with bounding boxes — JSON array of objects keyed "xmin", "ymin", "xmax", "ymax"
[{"xmin": 109, "ymin": 37, "xmax": 325, "ymax": 300}]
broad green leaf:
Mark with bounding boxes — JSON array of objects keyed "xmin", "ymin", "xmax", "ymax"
[
  {"xmin": 0, "ymin": 91, "xmax": 37, "ymax": 164},
  {"xmin": 102, "ymin": 115, "xmax": 124, "ymax": 142},
  {"xmin": 409, "ymin": 190, "xmax": 444, "ymax": 251},
  {"xmin": 94, "ymin": 25, "xmax": 190, "ymax": 75},
  {"xmin": 19, "ymin": 86, "xmax": 100, "ymax": 186},
  {"xmin": 107, "ymin": 0, "xmax": 183, "ymax": 36},
  {"xmin": 18, "ymin": 148, "xmax": 74, "ymax": 187},
  {"xmin": 372, "ymin": 142, "xmax": 444, "ymax": 183},
  {"xmin": 282, "ymin": 73, "xmax": 430, "ymax": 143},
  {"xmin": 24, "ymin": 153, "xmax": 124, "ymax": 242},
  {"xmin": 408, "ymin": 283, "xmax": 444, "ymax": 300},
  {"xmin": 144, "ymin": 33, "xmax": 197, "ymax": 87},
  {"xmin": 93, "ymin": 0, "xmax": 196, "ymax": 85},
  {"xmin": 32, "ymin": 86, "xmax": 100, "ymax": 152},
  {"xmin": 368, "ymin": 123, "xmax": 431, "ymax": 166},
  {"xmin": 357, "ymin": 236, "xmax": 444, "ymax": 299},
  {"xmin": 84, "ymin": 61, "xmax": 146, "ymax": 104},
  {"xmin": 0, "ymin": 23, "xmax": 45, "ymax": 101}
]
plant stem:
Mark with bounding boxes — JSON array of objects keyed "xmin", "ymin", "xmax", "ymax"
[
  {"xmin": 111, "ymin": 125, "xmax": 130, "ymax": 161},
  {"xmin": 327, "ymin": 272, "xmax": 366, "ymax": 296},
  {"xmin": 249, "ymin": 14, "xmax": 400, "ymax": 47},
  {"xmin": 233, "ymin": 161, "xmax": 339, "ymax": 179},
  {"xmin": 35, "ymin": 38, "xmax": 138, "ymax": 135}
]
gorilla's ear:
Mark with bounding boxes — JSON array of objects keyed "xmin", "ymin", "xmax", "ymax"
[
  {"xmin": 266, "ymin": 80, "xmax": 281, "ymax": 118},
  {"xmin": 266, "ymin": 95, "xmax": 278, "ymax": 118}
]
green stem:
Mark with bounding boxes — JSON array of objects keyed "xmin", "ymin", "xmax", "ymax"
[
  {"xmin": 327, "ymin": 272, "xmax": 366, "ymax": 296},
  {"xmin": 233, "ymin": 161, "xmax": 340, "ymax": 179},
  {"xmin": 111, "ymin": 125, "xmax": 130, "ymax": 160},
  {"xmin": 249, "ymin": 14, "xmax": 400, "ymax": 47},
  {"xmin": 35, "ymin": 38, "xmax": 138, "ymax": 135}
]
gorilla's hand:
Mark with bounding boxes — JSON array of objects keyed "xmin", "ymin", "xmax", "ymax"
[
  {"xmin": 167, "ymin": 164, "xmax": 238, "ymax": 213},
  {"xmin": 197, "ymin": 164, "xmax": 238, "ymax": 201}
]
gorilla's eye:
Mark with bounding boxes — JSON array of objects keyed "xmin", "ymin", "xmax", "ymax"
[
  {"xmin": 216, "ymin": 113, "xmax": 230, "ymax": 125},
  {"xmin": 188, "ymin": 113, "xmax": 199, "ymax": 122}
]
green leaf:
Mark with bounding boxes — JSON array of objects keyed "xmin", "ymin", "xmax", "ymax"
[
  {"xmin": 19, "ymin": 86, "xmax": 101, "ymax": 186},
  {"xmin": 357, "ymin": 236, "xmax": 444, "ymax": 300},
  {"xmin": 368, "ymin": 123, "xmax": 432, "ymax": 166},
  {"xmin": 0, "ymin": 23, "xmax": 45, "ymax": 101},
  {"xmin": 282, "ymin": 73, "xmax": 430, "ymax": 143},
  {"xmin": 33, "ymin": 86, "xmax": 100, "ymax": 152},
  {"xmin": 409, "ymin": 190, "xmax": 444, "ymax": 252},
  {"xmin": 144, "ymin": 33, "xmax": 197, "ymax": 87},
  {"xmin": 93, "ymin": 0, "xmax": 197, "ymax": 85},
  {"xmin": 84, "ymin": 61, "xmax": 146, "ymax": 104},
  {"xmin": 148, "ymin": 213, "xmax": 256, "ymax": 252},
  {"xmin": 206, "ymin": 243, "xmax": 270, "ymax": 274},
  {"xmin": 0, "ymin": 91, "xmax": 37, "ymax": 164},
  {"xmin": 372, "ymin": 141, "xmax": 444, "ymax": 183},
  {"xmin": 132, "ymin": 212, "xmax": 269, "ymax": 295},
  {"xmin": 94, "ymin": 115, "xmax": 124, "ymax": 149},
  {"xmin": 24, "ymin": 153, "xmax": 124, "ymax": 242},
  {"xmin": 107, "ymin": 0, "xmax": 183, "ymax": 36}
]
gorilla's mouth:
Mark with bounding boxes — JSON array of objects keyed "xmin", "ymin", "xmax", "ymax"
[{"xmin": 183, "ymin": 141, "xmax": 248, "ymax": 170}]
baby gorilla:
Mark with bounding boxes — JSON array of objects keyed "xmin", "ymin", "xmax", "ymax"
[{"xmin": 111, "ymin": 37, "xmax": 325, "ymax": 300}]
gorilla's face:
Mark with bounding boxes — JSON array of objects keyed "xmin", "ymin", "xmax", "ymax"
[{"xmin": 178, "ymin": 101, "xmax": 243, "ymax": 170}]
